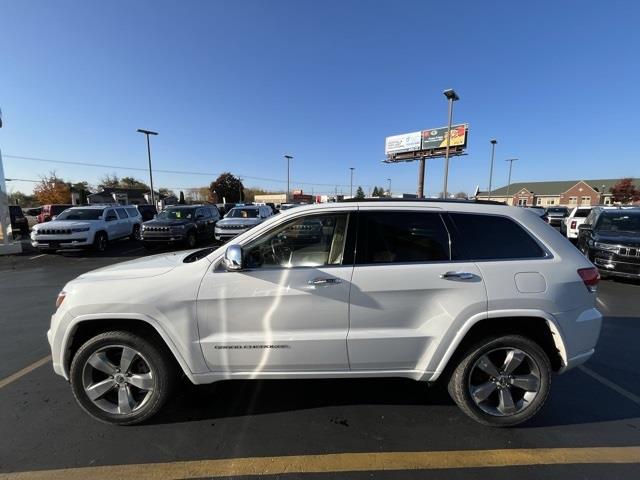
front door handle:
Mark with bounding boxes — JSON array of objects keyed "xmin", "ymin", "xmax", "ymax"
[
  {"xmin": 440, "ymin": 271, "xmax": 476, "ymax": 280},
  {"xmin": 308, "ymin": 277, "xmax": 342, "ymax": 285}
]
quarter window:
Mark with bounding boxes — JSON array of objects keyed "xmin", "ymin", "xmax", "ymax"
[
  {"xmin": 244, "ymin": 213, "xmax": 349, "ymax": 268},
  {"xmin": 115, "ymin": 208, "xmax": 128, "ymax": 219},
  {"xmin": 355, "ymin": 211, "xmax": 450, "ymax": 264},
  {"xmin": 449, "ymin": 213, "xmax": 545, "ymax": 260}
]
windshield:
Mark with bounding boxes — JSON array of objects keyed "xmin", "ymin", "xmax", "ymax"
[
  {"xmin": 597, "ymin": 212, "xmax": 640, "ymax": 232},
  {"xmin": 56, "ymin": 209, "xmax": 103, "ymax": 220},
  {"xmin": 546, "ymin": 207, "xmax": 567, "ymax": 214},
  {"xmin": 226, "ymin": 208, "xmax": 259, "ymax": 218},
  {"xmin": 157, "ymin": 208, "xmax": 197, "ymax": 220}
]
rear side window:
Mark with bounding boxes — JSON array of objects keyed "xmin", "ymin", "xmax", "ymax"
[
  {"xmin": 449, "ymin": 213, "xmax": 545, "ymax": 260},
  {"xmin": 126, "ymin": 207, "xmax": 139, "ymax": 217},
  {"xmin": 355, "ymin": 211, "xmax": 450, "ymax": 264},
  {"xmin": 115, "ymin": 208, "xmax": 128, "ymax": 219},
  {"xmin": 573, "ymin": 209, "xmax": 591, "ymax": 218}
]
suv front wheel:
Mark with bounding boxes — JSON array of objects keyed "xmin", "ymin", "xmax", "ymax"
[
  {"xmin": 70, "ymin": 330, "xmax": 176, "ymax": 425},
  {"xmin": 448, "ymin": 335, "xmax": 551, "ymax": 427}
]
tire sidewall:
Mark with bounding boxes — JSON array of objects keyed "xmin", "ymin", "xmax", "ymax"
[
  {"xmin": 185, "ymin": 231, "xmax": 197, "ymax": 248},
  {"xmin": 449, "ymin": 335, "xmax": 551, "ymax": 427},
  {"xmin": 94, "ymin": 232, "xmax": 108, "ymax": 252},
  {"xmin": 69, "ymin": 331, "xmax": 172, "ymax": 425}
]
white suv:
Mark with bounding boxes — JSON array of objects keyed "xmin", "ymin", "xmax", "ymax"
[
  {"xmin": 562, "ymin": 206, "xmax": 592, "ymax": 240},
  {"xmin": 32, "ymin": 205, "xmax": 142, "ymax": 253},
  {"xmin": 48, "ymin": 200, "xmax": 602, "ymax": 426}
]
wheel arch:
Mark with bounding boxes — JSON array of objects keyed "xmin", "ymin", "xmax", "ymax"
[
  {"xmin": 61, "ymin": 316, "xmax": 195, "ymax": 383},
  {"xmin": 429, "ymin": 310, "xmax": 567, "ymax": 382}
]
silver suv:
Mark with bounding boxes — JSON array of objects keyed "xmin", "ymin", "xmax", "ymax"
[{"xmin": 48, "ymin": 200, "xmax": 601, "ymax": 426}]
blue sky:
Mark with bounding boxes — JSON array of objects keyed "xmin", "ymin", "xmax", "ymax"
[{"xmin": 1, "ymin": 0, "xmax": 639, "ymax": 197}]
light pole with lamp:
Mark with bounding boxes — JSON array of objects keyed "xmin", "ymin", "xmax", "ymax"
[
  {"xmin": 136, "ymin": 129, "xmax": 158, "ymax": 208},
  {"xmin": 505, "ymin": 158, "xmax": 519, "ymax": 203},
  {"xmin": 349, "ymin": 167, "xmax": 355, "ymax": 198},
  {"xmin": 488, "ymin": 139, "xmax": 497, "ymax": 201},
  {"xmin": 284, "ymin": 155, "xmax": 293, "ymax": 203},
  {"xmin": 442, "ymin": 88, "xmax": 459, "ymax": 199}
]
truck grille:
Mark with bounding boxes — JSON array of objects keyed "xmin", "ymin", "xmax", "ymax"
[
  {"xmin": 217, "ymin": 224, "xmax": 250, "ymax": 230},
  {"xmin": 144, "ymin": 226, "xmax": 170, "ymax": 232},
  {"xmin": 38, "ymin": 228, "xmax": 72, "ymax": 235},
  {"xmin": 618, "ymin": 247, "xmax": 640, "ymax": 257}
]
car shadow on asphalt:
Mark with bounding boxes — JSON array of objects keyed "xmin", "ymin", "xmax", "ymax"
[{"xmin": 149, "ymin": 370, "xmax": 640, "ymax": 428}]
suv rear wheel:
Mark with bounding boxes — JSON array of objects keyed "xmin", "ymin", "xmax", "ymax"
[
  {"xmin": 70, "ymin": 330, "xmax": 176, "ymax": 425},
  {"xmin": 447, "ymin": 335, "xmax": 551, "ymax": 427}
]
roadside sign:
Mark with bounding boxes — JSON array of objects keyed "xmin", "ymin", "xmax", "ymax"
[
  {"xmin": 385, "ymin": 131, "xmax": 422, "ymax": 155},
  {"xmin": 421, "ymin": 124, "xmax": 467, "ymax": 150}
]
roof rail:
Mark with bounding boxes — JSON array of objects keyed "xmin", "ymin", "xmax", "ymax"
[{"xmin": 339, "ymin": 198, "xmax": 507, "ymax": 206}]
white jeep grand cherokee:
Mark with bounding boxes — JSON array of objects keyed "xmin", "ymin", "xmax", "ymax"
[{"xmin": 48, "ymin": 200, "xmax": 602, "ymax": 426}]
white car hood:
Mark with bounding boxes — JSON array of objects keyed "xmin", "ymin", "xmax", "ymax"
[
  {"xmin": 77, "ymin": 251, "xmax": 194, "ymax": 281},
  {"xmin": 35, "ymin": 220, "xmax": 93, "ymax": 230}
]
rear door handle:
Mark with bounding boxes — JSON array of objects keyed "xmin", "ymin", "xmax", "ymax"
[
  {"xmin": 308, "ymin": 277, "xmax": 342, "ymax": 285},
  {"xmin": 440, "ymin": 271, "xmax": 476, "ymax": 280}
]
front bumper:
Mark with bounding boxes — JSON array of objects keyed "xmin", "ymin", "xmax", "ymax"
[
  {"xmin": 593, "ymin": 254, "xmax": 640, "ymax": 279},
  {"xmin": 32, "ymin": 235, "xmax": 91, "ymax": 249},
  {"xmin": 214, "ymin": 227, "xmax": 251, "ymax": 241},
  {"xmin": 142, "ymin": 235, "xmax": 186, "ymax": 243}
]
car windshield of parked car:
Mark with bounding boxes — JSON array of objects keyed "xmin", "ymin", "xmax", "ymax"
[
  {"xmin": 546, "ymin": 207, "xmax": 567, "ymax": 214},
  {"xmin": 597, "ymin": 212, "xmax": 640, "ymax": 233},
  {"xmin": 55, "ymin": 209, "xmax": 103, "ymax": 221},
  {"xmin": 157, "ymin": 208, "xmax": 196, "ymax": 220},
  {"xmin": 226, "ymin": 208, "xmax": 259, "ymax": 218}
]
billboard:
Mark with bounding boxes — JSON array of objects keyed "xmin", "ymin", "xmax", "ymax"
[
  {"xmin": 385, "ymin": 131, "xmax": 422, "ymax": 155},
  {"xmin": 421, "ymin": 124, "xmax": 467, "ymax": 150}
]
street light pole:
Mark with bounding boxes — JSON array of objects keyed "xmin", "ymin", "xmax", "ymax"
[
  {"xmin": 284, "ymin": 155, "xmax": 293, "ymax": 203},
  {"xmin": 137, "ymin": 129, "xmax": 158, "ymax": 208},
  {"xmin": 349, "ymin": 167, "xmax": 355, "ymax": 197},
  {"xmin": 417, "ymin": 157, "xmax": 426, "ymax": 198},
  {"xmin": 387, "ymin": 178, "xmax": 392, "ymax": 197},
  {"xmin": 442, "ymin": 88, "xmax": 459, "ymax": 199},
  {"xmin": 488, "ymin": 139, "xmax": 497, "ymax": 201},
  {"xmin": 505, "ymin": 158, "xmax": 519, "ymax": 203}
]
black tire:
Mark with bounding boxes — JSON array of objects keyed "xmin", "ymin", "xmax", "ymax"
[
  {"xmin": 69, "ymin": 330, "xmax": 177, "ymax": 425},
  {"xmin": 93, "ymin": 231, "xmax": 108, "ymax": 252},
  {"xmin": 447, "ymin": 335, "xmax": 551, "ymax": 427},
  {"xmin": 184, "ymin": 230, "xmax": 197, "ymax": 249},
  {"xmin": 130, "ymin": 225, "xmax": 141, "ymax": 241}
]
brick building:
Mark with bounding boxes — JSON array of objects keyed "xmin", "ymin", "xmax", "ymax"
[{"xmin": 475, "ymin": 178, "xmax": 639, "ymax": 207}]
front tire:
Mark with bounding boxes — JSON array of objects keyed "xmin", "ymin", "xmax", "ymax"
[
  {"xmin": 93, "ymin": 231, "xmax": 108, "ymax": 252},
  {"xmin": 69, "ymin": 330, "xmax": 176, "ymax": 425},
  {"xmin": 447, "ymin": 335, "xmax": 551, "ymax": 427},
  {"xmin": 184, "ymin": 230, "xmax": 197, "ymax": 249},
  {"xmin": 130, "ymin": 225, "xmax": 141, "ymax": 241}
]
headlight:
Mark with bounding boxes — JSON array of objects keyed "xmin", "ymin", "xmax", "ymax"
[
  {"xmin": 594, "ymin": 242, "xmax": 618, "ymax": 251},
  {"xmin": 71, "ymin": 227, "xmax": 90, "ymax": 233},
  {"xmin": 55, "ymin": 291, "xmax": 66, "ymax": 309}
]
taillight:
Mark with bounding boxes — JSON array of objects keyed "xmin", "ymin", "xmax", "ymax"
[
  {"xmin": 55, "ymin": 291, "xmax": 66, "ymax": 308},
  {"xmin": 577, "ymin": 267, "xmax": 600, "ymax": 293},
  {"xmin": 571, "ymin": 220, "xmax": 577, "ymax": 229}
]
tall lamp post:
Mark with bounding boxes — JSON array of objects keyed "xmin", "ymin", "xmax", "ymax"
[
  {"xmin": 505, "ymin": 158, "xmax": 519, "ymax": 203},
  {"xmin": 349, "ymin": 167, "xmax": 355, "ymax": 197},
  {"xmin": 488, "ymin": 139, "xmax": 497, "ymax": 201},
  {"xmin": 442, "ymin": 88, "xmax": 459, "ymax": 199},
  {"xmin": 136, "ymin": 129, "xmax": 158, "ymax": 208},
  {"xmin": 284, "ymin": 154, "xmax": 293, "ymax": 203},
  {"xmin": 387, "ymin": 178, "xmax": 392, "ymax": 197}
]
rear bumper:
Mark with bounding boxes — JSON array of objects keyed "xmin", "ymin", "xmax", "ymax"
[{"xmin": 554, "ymin": 307, "xmax": 602, "ymax": 373}]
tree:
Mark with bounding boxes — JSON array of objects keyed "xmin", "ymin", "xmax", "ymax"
[
  {"xmin": 609, "ymin": 178, "xmax": 640, "ymax": 204},
  {"xmin": 99, "ymin": 173, "xmax": 120, "ymax": 189},
  {"xmin": 209, "ymin": 172, "xmax": 244, "ymax": 203},
  {"xmin": 33, "ymin": 172, "xmax": 71, "ymax": 205},
  {"xmin": 378, "ymin": 185, "xmax": 388, "ymax": 197},
  {"xmin": 454, "ymin": 191, "xmax": 468, "ymax": 199},
  {"xmin": 119, "ymin": 176, "xmax": 149, "ymax": 190},
  {"xmin": 8, "ymin": 191, "xmax": 37, "ymax": 208},
  {"xmin": 158, "ymin": 187, "xmax": 175, "ymax": 198},
  {"xmin": 372, "ymin": 186, "xmax": 379, "ymax": 197},
  {"xmin": 70, "ymin": 181, "xmax": 93, "ymax": 204},
  {"xmin": 355, "ymin": 186, "xmax": 365, "ymax": 199}
]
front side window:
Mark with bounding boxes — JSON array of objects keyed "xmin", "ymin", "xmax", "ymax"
[
  {"xmin": 355, "ymin": 211, "xmax": 450, "ymax": 264},
  {"xmin": 449, "ymin": 213, "xmax": 545, "ymax": 260},
  {"xmin": 245, "ymin": 213, "xmax": 349, "ymax": 268}
]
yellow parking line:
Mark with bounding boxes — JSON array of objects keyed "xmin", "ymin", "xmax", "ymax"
[
  {"xmin": 0, "ymin": 447, "xmax": 638, "ymax": 479},
  {"xmin": 0, "ymin": 355, "xmax": 51, "ymax": 390}
]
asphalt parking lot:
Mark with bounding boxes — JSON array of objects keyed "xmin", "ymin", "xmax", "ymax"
[{"xmin": 1, "ymin": 239, "xmax": 639, "ymax": 479}]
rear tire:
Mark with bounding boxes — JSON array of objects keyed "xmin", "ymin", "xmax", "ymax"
[
  {"xmin": 69, "ymin": 330, "xmax": 177, "ymax": 425},
  {"xmin": 447, "ymin": 335, "xmax": 551, "ymax": 427},
  {"xmin": 130, "ymin": 225, "xmax": 141, "ymax": 241},
  {"xmin": 93, "ymin": 232, "xmax": 108, "ymax": 252}
]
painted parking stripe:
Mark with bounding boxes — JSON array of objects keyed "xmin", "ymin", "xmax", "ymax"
[
  {"xmin": 579, "ymin": 365, "xmax": 640, "ymax": 406},
  {"xmin": 0, "ymin": 447, "xmax": 638, "ymax": 479},
  {"xmin": 0, "ymin": 355, "xmax": 51, "ymax": 390},
  {"xmin": 28, "ymin": 254, "xmax": 46, "ymax": 260}
]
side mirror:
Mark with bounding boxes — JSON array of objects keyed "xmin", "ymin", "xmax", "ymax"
[{"xmin": 223, "ymin": 245, "xmax": 243, "ymax": 271}]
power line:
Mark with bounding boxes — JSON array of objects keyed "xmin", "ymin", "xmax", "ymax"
[{"xmin": 4, "ymin": 154, "xmax": 379, "ymax": 189}]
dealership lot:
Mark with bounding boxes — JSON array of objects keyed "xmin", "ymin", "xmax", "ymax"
[{"xmin": 0, "ymin": 242, "xmax": 639, "ymax": 479}]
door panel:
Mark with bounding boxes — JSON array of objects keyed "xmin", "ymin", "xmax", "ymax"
[
  {"xmin": 197, "ymin": 266, "xmax": 352, "ymax": 372},
  {"xmin": 348, "ymin": 262, "xmax": 486, "ymax": 370}
]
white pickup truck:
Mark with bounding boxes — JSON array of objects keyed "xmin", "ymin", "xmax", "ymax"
[
  {"xmin": 561, "ymin": 206, "xmax": 592, "ymax": 240},
  {"xmin": 31, "ymin": 205, "xmax": 142, "ymax": 253}
]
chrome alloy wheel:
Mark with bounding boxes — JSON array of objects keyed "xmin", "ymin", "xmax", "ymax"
[
  {"xmin": 82, "ymin": 345, "xmax": 155, "ymax": 415},
  {"xmin": 468, "ymin": 347, "xmax": 541, "ymax": 417}
]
